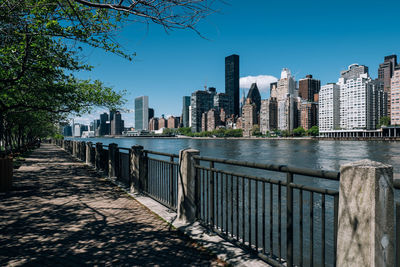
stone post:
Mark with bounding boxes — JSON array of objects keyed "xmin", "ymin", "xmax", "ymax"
[
  {"xmin": 86, "ymin": 142, "xmax": 92, "ymax": 164},
  {"xmin": 337, "ymin": 160, "xmax": 394, "ymax": 267},
  {"xmin": 177, "ymin": 148, "xmax": 200, "ymax": 223},
  {"xmin": 79, "ymin": 141, "xmax": 85, "ymax": 161},
  {"xmin": 130, "ymin": 145, "xmax": 143, "ymax": 194},
  {"xmin": 72, "ymin": 141, "xmax": 77, "ymax": 157},
  {"xmin": 95, "ymin": 142, "xmax": 103, "ymax": 170},
  {"xmin": 108, "ymin": 143, "xmax": 119, "ymax": 178}
]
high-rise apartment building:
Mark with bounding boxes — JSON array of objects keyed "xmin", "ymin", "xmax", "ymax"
[
  {"xmin": 338, "ymin": 67, "xmax": 384, "ymax": 130},
  {"xmin": 242, "ymin": 98, "xmax": 257, "ymax": 137},
  {"xmin": 149, "ymin": 117, "xmax": 159, "ymax": 131},
  {"xmin": 319, "ymin": 83, "xmax": 340, "ymax": 131},
  {"xmin": 135, "ymin": 96, "xmax": 149, "ymax": 131},
  {"xmin": 158, "ymin": 116, "xmax": 167, "ymax": 129},
  {"xmin": 260, "ymin": 98, "xmax": 278, "ymax": 134},
  {"xmin": 340, "ymin": 64, "xmax": 368, "ymax": 80},
  {"xmin": 378, "ymin": 55, "xmax": 398, "ymax": 118},
  {"xmin": 167, "ymin": 116, "xmax": 178, "ymax": 129},
  {"xmin": 190, "ymin": 89, "xmax": 215, "ymax": 132},
  {"xmin": 299, "ymin": 74, "xmax": 320, "ymax": 102},
  {"xmin": 276, "ymin": 69, "xmax": 297, "ymax": 131},
  {"xmin": 206, "ymin": 109, "xmax": 220, "ymax": 131},
  {"xmin": 225, "ymin": 54, "xmax": 240, "ymax": 116},
  {"xmin": 299, "ymin": 101, "xmax": 318, "ymax": 130},
  {"xmin": 391, "ymin": 68, "xmax": 400, "ymax": 125},
  {"xmin": 182, "ymin": 96, "xmax": 191, "ymax": 127}
]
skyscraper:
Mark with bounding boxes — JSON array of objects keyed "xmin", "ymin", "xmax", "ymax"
[
  {"xmin": 298, "ymin": 75, "xmax": 321, "ymax": 102},
  {"xmin": 319, "ymin": 83, "xmax": 340, "ymax": 132},
  {"xmin": 246, "ymin": 83, "xmax": 261, "ymax": 114},
  {"xmin": 378, "ymin": 55, "xmax": 398, "ymax": 118},
  {"xmin": 391, "ymin": 68, "xmax": 400, "ymax": 125},
  {"xmin": 111, "ymin": 111, "xmax": 123, "ymax": 135},
  {"xmin": 182, "ymin": 96, "xmax": 191, "ymax": 127},
  {"xmin": 99, "ymin": 112, "xmax": 108, "ymax": 136},
  {"xmin": 276, "ymin": 68, "xmax": 297, "ymax": 131},
  {"xmin": 225, "ymin": 54, "xmax": 240, "ymax": 116},
  {"xmin": 260, "ymin": 98, "xmax": 278, "ymax": 134},
  {"xmin": 242, "ymin": 98, "xmax": 257, "ymax": 137},
  {"xmin": 190, "ymin": 89, "xmax": 215, "ymax": 132},
  {"xmin": 135, "ymin": 96, "xmax": 149, "ymax": 131}
]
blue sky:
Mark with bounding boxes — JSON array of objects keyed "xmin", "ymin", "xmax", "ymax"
[{"xmin": 73, "ymin": 0, "xmax": 400, "ymax": 127}]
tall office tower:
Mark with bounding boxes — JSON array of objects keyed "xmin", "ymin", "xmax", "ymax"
[
  {"xmin": 276, "ymin": 68, "xmax": 296, "ymax": 131},
  {"xmin": 225, "ymin": 54, "xmax": 240, "ymax": 116},
  {"xmin": 110, "ymin": 110, "xmax": 115, "ymax": 122},
  {"xmin": 182, "ymin": 96, "xmax": 191, "ymax": 127},
  {"xmin": 149, "ymin": 117, "xmax": 159, "ymax": 131},
  {"xmin": 99, "ymin": 112, "xmax": 109, "ymax": 135},
  {"xmin": 260, "ymin": 98, "xmax": 278, "ymax": 134},
  {"xmin": 190, "ymin": 88, "xmax": 215, "ymax": 132},
  {"xmin": 135, "ymin": 96, "xmax": 149, "ymax": 131},
  {"xmin": 270, "ymin": 82, "xmax": 278, "ymax": 98},
  {"xmin": 213, "ymin": 92, "xmax": 230, "ymax": 123},
  {"xmin": 246, "ymin": 83, "xmax": 261, "ymax": 115},
  {"xmin": 111, "ymin": 111, "xmax": 122, "ymax": 135},
  {"xmin": 319, "ymin": 83, "xmax": 340, "ymax": 132},
  {"xmin": 379, "ymin": 55, "xmax": 398, "ymax": 118},
  {"xmin": 63, "ymin": 125, "xmax": 73, "ymax": 137},
  {"xmin": 391, "ymin": 68, "xmax": 400, "ymax": 125},
  {"xmin": 148, "ymin": 108, "xmax": 154, "ymax": 120},
  {"xmin": 93, "ymin": 119, "xmax": 100, "ymax": 136},
  {"xmin": 240, "ymin": 89, "xmax": 246, "ymax": 112},
  {"xmin": 340, "ymin": 64, "xmax": 368, "ymax": 80},
  {"xmin": 201, "ymin": 112, "xmax": 208, "ymax": 132},
  {"xmin": 242, "ymin": 98, "xmax": 257, "ymax": 137},
  {"xmin": 298, "ymin": 75, "xmax": 321, "ymax": 102},
  {"xmin": 73, "ymin": 124, "xmax": 81, "ymax": 137}
]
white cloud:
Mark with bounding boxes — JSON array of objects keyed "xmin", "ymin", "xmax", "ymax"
[{"xmin": 240, "ymin": 75, "xmax": 278, "ymax": 93}]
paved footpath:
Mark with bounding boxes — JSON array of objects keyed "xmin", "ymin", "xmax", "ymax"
[{"xmin": 0, "ymin": 144, "xmax": 221, "ymax": 266}]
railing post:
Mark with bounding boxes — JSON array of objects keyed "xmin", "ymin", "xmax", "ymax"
[
  {"xmin": 337, "ymin": 160, "xmax": 394, "ymax": 266},
  {"xmin": 177, "ymin": 148, "xmax": 200, "ymax": 224},
  {"xmin": 80, "ymin": 141, "xmax": 86, "ymax": 161},
  {"xmin": 130, "ymin": 145, "xmax": 144, "ymax": 194},
  {"xmin": 108, "ymin": 143, "xmax": 119, "ymax": 179},
  {"xmin": 170, "ymin": 156, "xmax": 174, "ymax": 207},
  {"xmin": 86, "ymin": 142, "xmax": 92, "ymax": 165},
  {"xmin": 95, "ymin": 142, "xmax": 103, "ymax": 171},
  {"xmin": 141, "ymin": 151, "xmax": 148, "ymax": 191},
  {"xmin": 210, "ymin": 161, "xmax": 215, "ymax": 227},
  {"xmin": 286, "ymin": 172, "xmax": 293, "ymax": 267},
  {"xmin": 72, "ymin": 141, "xmax": 77, "ymax": 157}
]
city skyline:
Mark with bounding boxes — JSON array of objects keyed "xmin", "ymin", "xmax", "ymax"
[{"xmin": 70, "ymin": 1, "xmax": 400, "ymax": 127}]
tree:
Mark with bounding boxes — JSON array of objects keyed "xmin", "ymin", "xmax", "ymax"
[
  {"xmin": 293, "ymin": 127, "xmax": 306, "ymax": 137},
  {"xmin": 307, "ymin": 126, "xmax": 319, "ymax": 137},
  {"xmin": 377, "ymin": 116, "xmax": 390, "ymax": 128},
  {"xmin": 251, "ymin": 125, "xmax": 262, "ymax": 136}
]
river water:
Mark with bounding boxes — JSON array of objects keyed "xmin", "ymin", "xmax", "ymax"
[{"xmin": 68, "ymin": 137, "xmax": 400, "ymax": 266}]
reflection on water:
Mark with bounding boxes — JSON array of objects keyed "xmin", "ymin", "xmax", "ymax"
[{"xmin": 69, "ymin": 137, "xmax": 400, "ymax": 173}]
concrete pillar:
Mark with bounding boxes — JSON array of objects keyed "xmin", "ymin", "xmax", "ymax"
[
  {"xmin": 80, "ymin": 141, "xmax": 86, "ymax": 161},
  {"xmin": 86, "ymin": 142, "xmax": 92, "ymax": 164},
  {"xmin": 337, "ymin": 160, "xmax": 394, "ymax": 267},
  {"xmin": 177, "ymin": 149, "xmax": 200, "ymax": 223},
  {"xmin": 108, "ymin": 143, "xmax": 119, "ymax": 178},
  {"xmin": 72, "ymin": 141, "xmax": 77, "ymax": 157},
  {"xmin": 130, "ymin": 145, "xmax": 144, "ymax": 193},
  {"xmin": 95, "ymin": 142, "xmax": 103, "ymax": 170}
]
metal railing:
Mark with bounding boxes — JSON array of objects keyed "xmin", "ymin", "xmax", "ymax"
[
  {"xmin": 193, "ymin": 155, "xmax": 340, "ymax": 267},
  {"xmin": 144, "ymin": 150, "xmax": 179, "ymax": 211}
]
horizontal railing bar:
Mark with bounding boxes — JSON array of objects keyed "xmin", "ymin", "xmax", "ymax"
[
  {"xmin": 148, "ymin": 158, "xmax": 179, "ymax": 166},
  {"xmin": 195, "ymin": 165, "xmax": 287, "ymax": 186},
  {"xmin": 193, "ymin": 155, "xmax": 339, "ymax": 180},
  {"xmin": 144, "ymin": 149, "xmax": 179, "ymax": 158},
  {"xmin": 288, "ymin": 182, "xmax": 339, "ymax": 196},
  {"xmin": 141, "ymin": 191, "xmax": 177, "ymax": 211},
  {"xmin": 119, "ymin": 147, "xmax": 130, "ymax": 151}
]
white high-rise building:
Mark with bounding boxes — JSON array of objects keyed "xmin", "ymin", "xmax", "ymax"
[
  {"xmin": 319, "ymin": 83, "xmax": 340, "ymax": 131},
  {"xmin": 276, "ymin": 68, "xmax": 297, "ymax": 131},
  {"xmin": 337, "ymin": 68, "xmax": 383, "ymax": 130}
]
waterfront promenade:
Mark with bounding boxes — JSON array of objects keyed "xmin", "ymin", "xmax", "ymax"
[{"xmin": 0, "ymin": 144, "xmax": 221, "ymax": 266}]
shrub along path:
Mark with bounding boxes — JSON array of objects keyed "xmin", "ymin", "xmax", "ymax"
[{"xmin": 0, "ymin": 143, "xmax": 222, "ymax": 266}]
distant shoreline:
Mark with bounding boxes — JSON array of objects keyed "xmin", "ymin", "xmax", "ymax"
[{"xmin": 70, "ymin": 136, "xmax": 400, "ymax": 141}]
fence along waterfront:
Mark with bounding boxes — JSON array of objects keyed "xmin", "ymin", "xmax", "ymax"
[{"xmin": 54, "ymin": 139, "xmax": 399, "ymax": 267}]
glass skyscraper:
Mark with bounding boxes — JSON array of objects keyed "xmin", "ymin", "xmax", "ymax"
[
  {"xmin": 135, "ymin": 96, "xmax": 149, "ymax": 131},
  {"xmin": 225, "ymin": 54, "xmax": 240, "ymax": 116}
]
